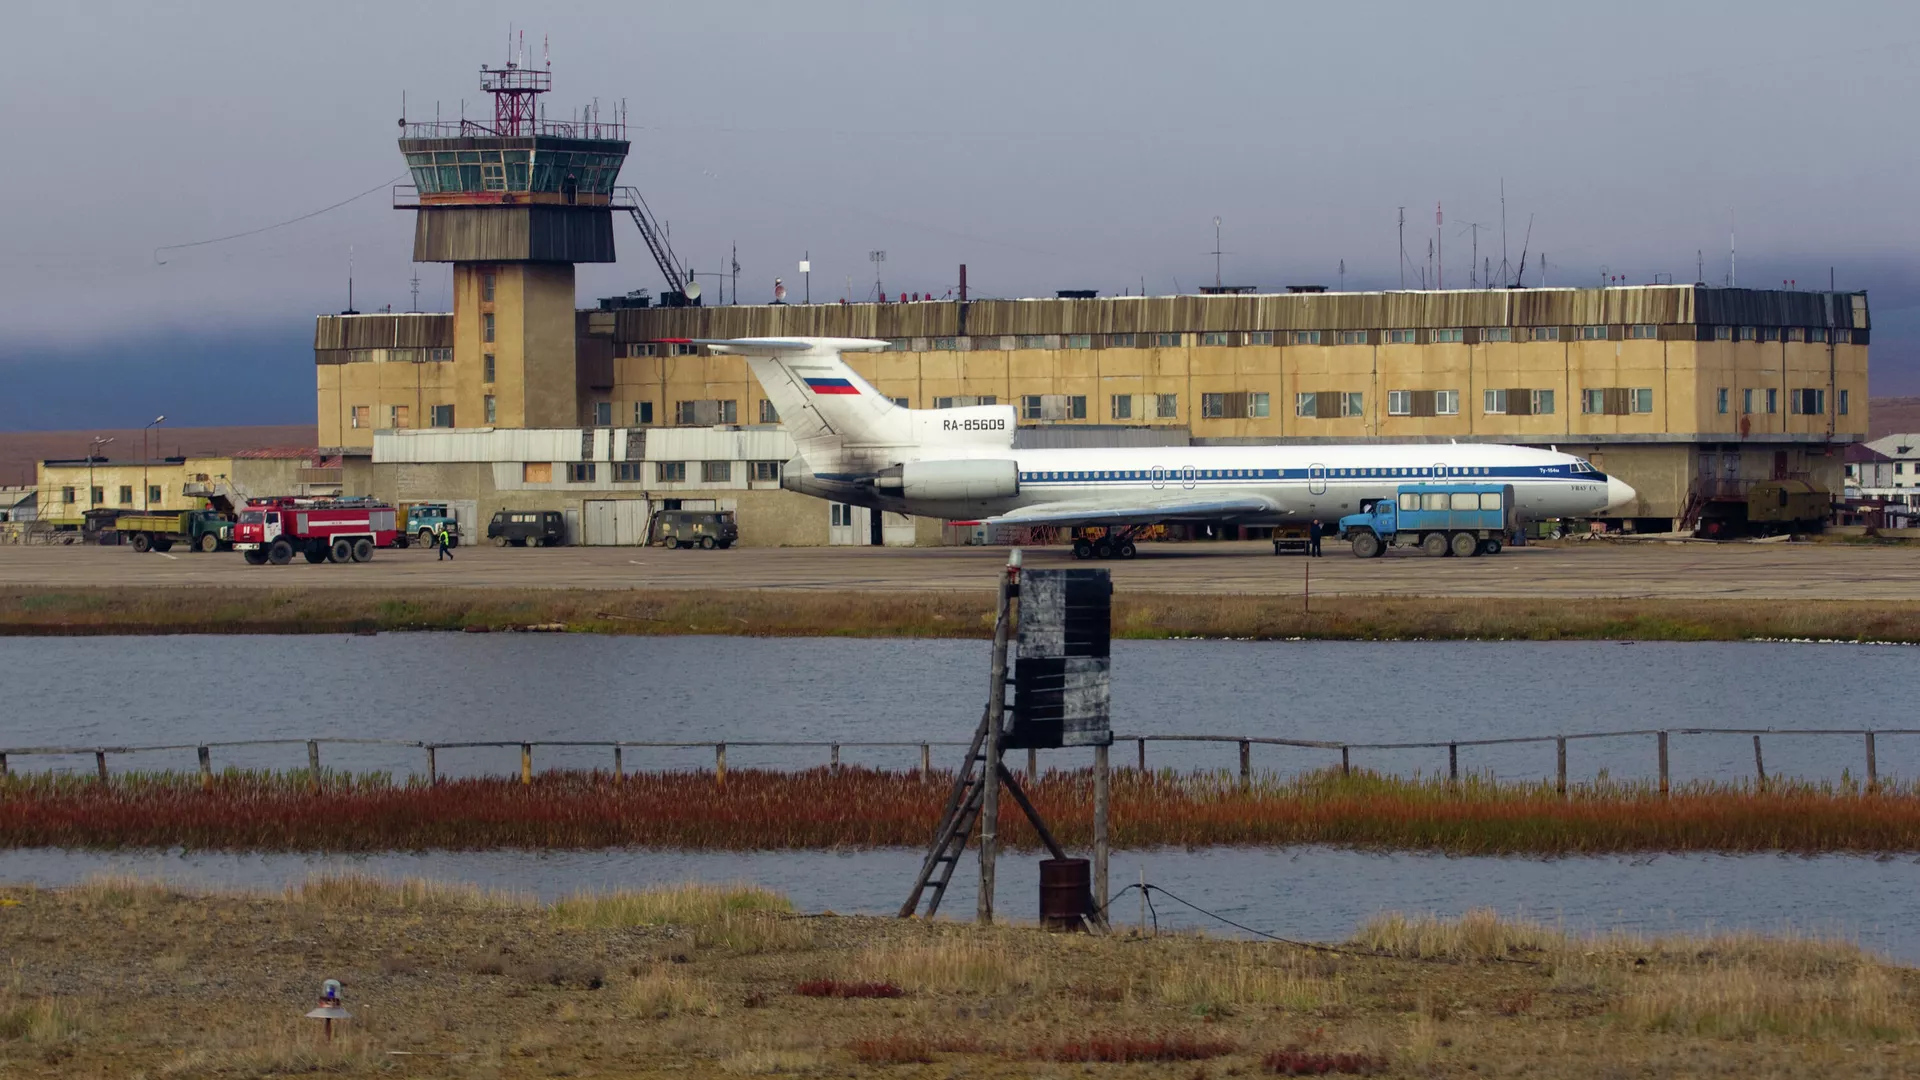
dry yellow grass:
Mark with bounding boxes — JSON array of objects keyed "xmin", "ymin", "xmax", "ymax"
[
  {"xmin": 552, "ymin": 881, "xmax": 790, "ymax": 928},
  {"xmin": 625, "ymin": 969, "xmax": 725, "ymax": 1017}
]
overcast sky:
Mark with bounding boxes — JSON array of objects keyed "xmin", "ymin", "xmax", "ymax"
[{"xmin": 4, "ymin": 1, "xmax": 1919, "ymax": 408}]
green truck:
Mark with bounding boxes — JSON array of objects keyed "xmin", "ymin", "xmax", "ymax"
[{"xmin": 116, "ymin": 509, "xmax": 234, "ymax": 553}]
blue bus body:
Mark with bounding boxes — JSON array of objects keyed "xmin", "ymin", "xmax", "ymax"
[{"xmin": 1337, "ymin": 483, "xmax": 1514, "ymax": 558}]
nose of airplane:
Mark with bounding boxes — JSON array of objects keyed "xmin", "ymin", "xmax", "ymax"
[{"xmin": 1604, "ymin": 475, "xmax": 1638, "ymax": 513}]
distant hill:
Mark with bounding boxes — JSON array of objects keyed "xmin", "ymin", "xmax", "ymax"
[
  {"xmin": 1870, "ymin": 398, "xmax": 1920, "ymax": 440},
  {"xmin": 0, "ymin": 425, "xmax": 318, "ymax": 487}
]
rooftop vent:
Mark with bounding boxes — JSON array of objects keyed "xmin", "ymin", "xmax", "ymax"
[
  {"xmin": 1056, "ymin": 289, "xmax": 1097, "ymax": 299},
  {"xmin": 1285, "ymin": 285, "xmax": 1328, "ymax": 294}
]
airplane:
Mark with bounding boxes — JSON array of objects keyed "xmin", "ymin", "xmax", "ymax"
[{"xmin": 698, "ymin": 336, "xmax": 1637, "ymax": 558}]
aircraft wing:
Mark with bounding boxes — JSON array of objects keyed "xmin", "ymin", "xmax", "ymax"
[{"xmin": 984, "ymin": 496, "xmax": 1282, "ymax": 528}]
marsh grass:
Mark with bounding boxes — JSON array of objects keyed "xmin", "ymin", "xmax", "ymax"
[
  {"xmin": 626, "ymin": 969, "xmax": 724, "ymax": 1017},
  {"xmin": 552, "ymin": 882, "xmax": 790, "ymax": 928}
]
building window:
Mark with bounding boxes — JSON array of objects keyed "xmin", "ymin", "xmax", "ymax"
[
  {"xmin": 1155, "ymin": 393, "xmax": 1178, "ymax": 419},
  {"xmin": 1016, "ymin": 335, "xmax": 1051, "ymax": 349},
  {"xmin": 1021, "ymin": 395, "xmax": 1046, "ymax": 420},
  {"xmin": 614, "ymin": 462, "xmax": 644, "ymax": 482},
  {"xmin": 1717, "ymin": 388, "xmax": 1729, "ymax": 415},
  {"xmin": 1338, "ymin": 330, "xmax": 1368, "ymax": 345},
  {"xmin": 1386, "ymin": 329, "xmax": 1416, "ymax": 344},
  {"xmin": 1154, "ymin": 332, "xmax": 1182, "ymax": 348},
  {"xmin": 91, "ymin": 486, "xmax": 103, "ymax": 505},
  {"xmin": 1762, "ymin": 327, "xmax": 1781, "ymax": 342},
  {"xmin": 118, "ymin": 485, "xmax": 133, "ymax": 504},
  {"xmin": 626, "ymin": 343, "xmax": 655, "ymax": 357},
  {"xmin": 1710, "ymin": 325, "xmax": 1731, "ymax": 341},
  {"xmin": 1742, "ymin": 388, "xmax": 1754, "ymax": 413},
  {"xmin": 482, "ymin": 272, "xmax": 496, "ymax": 302},
  {"xmin": 483, "ymin": 313, "xmax": 495, "ymax": 343},
  {"xmin": 1532, "ymin": 326, "xmax": 1560, "ymax": 342},
  {"xmin": 890, "ymin": 396, "xmax": 909, "ymax": 408},
  {"xmin": 752, "ymin": 461, "xmax": 781, "ymax": 482},
  {"xmin": 1840, "ymin": 389, "xmax": 1850, "ymax": 415},
  {"xmin": 1105, "ymin": 333, "xmax": 1136, "ymax": 348},
  {"xmin": 1341, "ymin": 392, "xmax": 1363, "ymax": 417},
  {"xmin": 1065, "ymin": 334, "xmax": 1092, "ymax": 349},
  {"xmin": 1436, "ymin": 390, "xmax": 1459, "ymax": 415},
  {"xmin": 759, "ymin": 399, "xmax": 779, "ymax": 424},
  {"xmin": 584, "ymin": 401, "xmax": 605, "ymax": 426},
  {"xmin": 1766, "ymin": 388, "xmax": 1778, "ymax": 414},
  {"xmin": 1579, "ymin": 325, "xmax": 1608, "ymax": 340},
  {"xmin": 934, "ymin": 395, "xmax": 996, "ymax": 408},
  {"xmin": 350, "ymin": 405, "xmax": 369, "ymax": 429},
  {"xmin": 1739, "ymin": 326, "xmax": 1757, "ymax": 341},
  {"xmin": 430, "ymin": 404, "xmax": 455, "ymax": 427},
  {"xmin": 428, "ymin": 347, "xmax": 453, "ymax": 362},
  {"xmin": 1297, "ymin": 393, "xmax": 1317, "ymax": 418},
  {"xmin": 1200, "ymin": 331, "xmax": 1233, "ymax": 347},
  {"xmin": 483, "ymin": 354, "xmax": 495, "ymax": 383},
  {"xmin": 1632, "ymin": 388, "xmax": 1654, "ymax": 413},
  {"xmin": 931, "ymin": 336, "xmax": 957, "ymax": 350},
  {"xmin": 1629, "ymin": 324, "xmax": 1658, "ymax": 339},
  {"xmin": 1481, "ymin": 327, "xmax": 1512, "ymax": 343},
  {"xmin": 1246, "ymin": 331, "xmax": 1274, "ymax": 346},
  {"xmin": 1431, "ymin": 328, "xmax": 1463, "ymax": 343},
  {"xmin": 1810, "ymin": 328, "xmax": 1829, "ymax": 343},
  {"xmin": 1582, "ymin": 389, "xmax": 1605, "ymax": 415},
  {"xmin": 1249, "ymin": 391, "xmax": 1269, "ymax": 418},
  {"xmin": 390, "ymin": 404, "xmax": 410, "ymax": 428},
  {"xmin": 1201, "ymin": 393, "xmax": 1228, "ymax": 418},
  {"xmin": 1110, "ymin": 394, "xmax": 1133, "ymax": 420},
  {"xmin": 567, "ymin": 463, "xmax": 597, "ymax": 483},
  {"xmin": 1068, "ymin": 395, "xmax": 1087, "ymax": 419},
  {"xmin": 62, "ymin": 486, "xmax": 75, "ymax": 504},
  {"xmin": 1787, "ymin": 327, "xmax": 1805, "ymax": 342},
  {"xmin": 1532, "ymin": 389, "xmax": 1555, "ymax": 415},
  {"xmin": 1388, "ymin": 390, "xmax": 1412, "ymax": 416},
  {"xmin": 1484, "ymin": 389, "xmax": 1507, "ymax": 415},
  {"xmin": 656, "ymin": 461, "xmax": 687, "ymax": 483},
  {"xmin": 1791, "ymin": 388, "xmax": 1826, "ymax": 415},
  {"xmin": 674, "ymin": 400, "xmax": 738, "ymax": 425},
  {"xmin": 1291, "ymin": 330, "xmax": 1321, "ymax": 345},
  {"xmin": 701, "ymin": 461, "xmax": 732, "ymax": 483},
  {"xmin": 634, "ymin": 402, "xmax": 654, "ymax": 425}
]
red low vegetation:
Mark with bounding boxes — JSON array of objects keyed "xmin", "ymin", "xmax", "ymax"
[
  {"xmin": 793, "ymin": 978, "xmax": 904, "ymax": 999},
  {"xmin": 1033, "ymin": 1033, "xmax": 1238, "ymax": 1062},
  {"xmin": 2, "ymin": 766, "xmax": 1916, "ymax": 853}
]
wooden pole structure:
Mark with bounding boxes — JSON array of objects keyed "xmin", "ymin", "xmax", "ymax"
[
  {"xmin": 1752, "ymin": 735, "xmax": 1766, "ymax": 790},
  {"xmin": 0, "ymin": 752, "xmax": 8, "ymax": 779},
  {"xmin": 1866, "ymin": 731, "xmax": 1878, "ymax": 795},
  {"xmin": 520, "ymin": 743, "xmax": 532, "ymax": 785},
  {"xmin": 1448, "ymin": 742, "xmax": 1458, "ymax": 785},
  {"xmin": 1027, "ymin": 746, "xmax": 1038, "ymax": 780},
  {"xmin": 1137, "ymin": 737, "xmax": 1147, "ymax": 772},
  {"xmin": 1555, "ymin": 737, "xmax": 1567, "ymax": 798},
  {"xmin": 307, "ymin": 740, "xmax": 321, "ymax": 792},
  {"xmin": 1341, "ymin": 745, "xmax": 1350, "ymax": 777},
  {"xmin": 715, "ymin": 742, "xmax": 727, "ymax": 788},
  {"xmin": 920, "ymin": 743, "xmax": 931, "ymax": 775},
  {"xmin": 1092, "ymin": 741, "xmax": 1110, "ymax": 931},
  {"xmin": 1657, "ymin": 731, "xmax": 1669, "ymax": 796},
  {"xmin": 96, "ymin": 751, "xmax": 109, "ymax": 783},
  {"xmin": 425, "ymin": 746, "xmax": 437, "ymax": 784},
  {"xmin": 978, "ymin": 549, "xmax": 1020, "ymax": 926},
  {"xmin": 198, "ymin": 746, "xmax": 212, "ymax": 792},
  {"xmin": 1238, "ymin": 740, "xmax": 1251, "ymax": 788},
  {"xmin": 831, "ymin": 743, "xmax": 841, "ymax": 774},
  {"xmin": 613, "ymin": 745, "xmax": 624, "ymax": 786}
]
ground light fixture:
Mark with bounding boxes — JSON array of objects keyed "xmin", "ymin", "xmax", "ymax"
[{"xmin": 305, "ymin": 979, "xmax": 350, "ymax": 1042}]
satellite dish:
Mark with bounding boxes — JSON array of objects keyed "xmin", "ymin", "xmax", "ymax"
[{"xmin": 682, "ymin": 281, "xmax": 702, "ymax": 300}]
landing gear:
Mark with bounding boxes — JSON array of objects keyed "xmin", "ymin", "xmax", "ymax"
[{"xmin": 1076, "ymin": 526, "xmax": 1146, "ymax": 560}]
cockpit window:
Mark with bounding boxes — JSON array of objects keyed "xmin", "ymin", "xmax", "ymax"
[{"xmin": 1571, "ymin": 460, "xmax": 1595, "ymax": 474}]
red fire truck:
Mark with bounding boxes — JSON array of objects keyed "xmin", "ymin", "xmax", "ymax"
[{"xmin": 233, "ymin": 497, "xmax": 399, "ymax": 566}]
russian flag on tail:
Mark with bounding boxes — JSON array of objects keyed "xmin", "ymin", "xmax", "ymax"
[{"xmin": 805, "ymin": 377, "xmax": 860, "ymax": 395}]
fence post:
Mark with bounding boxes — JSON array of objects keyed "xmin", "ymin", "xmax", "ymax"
[
  {"xmin": 96, "ymin": 751, "xmax": 109, "ymax": 783},
  {"xmin": 1341, "ymin": 746, "xmax": 1350, "ymax": 777},
  {"xmin": 1137, "ymin": 737, "xmax": 1147, "ymax": 772},
  {"xmin": 1028, "ymin": 746, "xmax": 1038, "ymax": 780},
  {"xmin": 716, "ymin": 742, "xmax": 727, "ymax": 788},
  {"xmin": 1858, "ymin": 726, "xmax": 1873, "ymax": 795},
  {"xmin": 0, "ymin": 752, "xmax": 6, "ymax": 778},
  {"xmin": 1238, "ymin": 740, "xmax": 1251, "ymax": 787},
  {"xmin": 1657, "ymin": 731, "xmax": 1670, "ymax": 797},
  {"xmin": 920, "ymin": 743, "xmax": 931, "ymax": 775},
  {"xmin": 1448, "ymin": 742, "xmax": 1458, "ymax": 785},
  {"xmin": 1555, "ymin": 737, "xmax": 1567, "ymax": 798},
  {"xmin": 198, "ymin": 746, "xmax": 212, "ymax": 792},
  {"xmin": 831, "ymin": 743, "xmax": 841, "ymax": 774},
  {"xmin": 613, "ymin": 745, "xmax": 624, "ymax": 786},
  {"xmin": 520, "ymin": 743, "xmax": 532, "ymax": 786},
  {"xmin": 307, "ymin": 740, "xmax": 321, "ymax": 791},
  {"xmin": 425, "ymin": 745, "xmax": 437, "ymax": 784},
  {"xmin": 1752, "ymin": 735, "xmax": 1766, "ymax": 790},
  {"xmin": 1092, "ymin": 741, "xmax": 1110, "ymax": 931}
]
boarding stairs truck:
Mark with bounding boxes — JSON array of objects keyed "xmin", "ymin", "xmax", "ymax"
[
  {"xmin": 1337, "ymin": 483, "xmax": 1514, "ymax": 558},
  {"xmin": 115, "ymin": 509, "xmax": 234, "ymax": 553},
  {"xmin": 233, "ymin": 496, "xmax": 398, "ymax": 566}
]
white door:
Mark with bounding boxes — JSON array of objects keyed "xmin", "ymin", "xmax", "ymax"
[
  {"xmin": 614, "ymin": 499, "xmax": 651, "ymax": 545},
  {"xmin": 563, "ymin": 507, "xmax": 581, "ymax": 545},
  {"xmin": 583, "ymin": 501, "xmax": 617, "ymax": 545},
  {"xmin": 829, "ymin": 503, "xmax": 860, "ymax": 545}
]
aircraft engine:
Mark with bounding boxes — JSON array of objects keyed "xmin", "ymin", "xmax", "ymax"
[{"xmin": 874, "ymin": 459, "xmax": 1020, "ymax": 501}]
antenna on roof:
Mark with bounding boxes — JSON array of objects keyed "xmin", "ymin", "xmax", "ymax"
[
  {"xmin": 1499, "ymin": 180, "xmax": 1509, "ymax": 289},
  {"xmin": 1511, "ymin": 215, "xmax": 1533, "ymax": 288},
  {"xmin": 1397, "ymin": 207, "xmax": 1406, "ymax": 289}
]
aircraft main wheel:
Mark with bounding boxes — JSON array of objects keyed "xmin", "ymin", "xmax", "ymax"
[
  {"xmin": 199, "ymin": 533, "xmax": 220, "ymax": 553},
  {"xmin": 1073, "ymin": 540, "xmax": 1093, "ymax": 559},
  {"xmin": 330, "ymin": 538, "xmax": 354, "ymax": 563},
  {"xmin": 1351, "ymin": 531, "xmax": 1381, "ymax": 559},
  {"xmin": 1118, "ymin": 541, "xmax": 1137, "ymax": 559},
  {"xmin": 352, "ymin": 539, "xmax": 374, "ymax": 562},
  {"xmin": 1420, "ymin": 532, "xmax": 1448, "ymax": 558},
  {"xmin": 1450, "ymin": 532, "xmax": 1479, "ymax": 558},
  {"xmin": 132, "ymin": 533, "xmax": 151, "ymax": 553},
  {"xmin": 1094, "ymin": 539, "xmax": 1115, "ymax": 559},
  {"xmin": 243, "ymin": 549, "xmax": 269, "ymax": 565}
]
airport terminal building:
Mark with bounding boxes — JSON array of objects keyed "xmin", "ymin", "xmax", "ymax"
[{"xmin": 317, "ymin": 284, "xmax": 1868, "ymax": 543}]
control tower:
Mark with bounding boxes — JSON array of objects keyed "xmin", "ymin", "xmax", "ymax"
[{"xmin": 396, "ymin": 46, "xmax": 629, "ymax": 429}]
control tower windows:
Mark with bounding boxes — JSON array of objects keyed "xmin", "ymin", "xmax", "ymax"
[
  {"xmin": 405, "ymin": 148, "xmax": 622, "ymax": 196},
  {"xmin": 482, "ymin": 273, "xmax": 496, "ymax": 302},
  {"xmin": 484, "ymin": 314, "xmax": 495, "ymax": 343}
]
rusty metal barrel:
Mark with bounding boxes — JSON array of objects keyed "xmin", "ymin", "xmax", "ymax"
[{"xmin": 1039, "ymin": 858, "xmax": 1093, "ymax": 931}]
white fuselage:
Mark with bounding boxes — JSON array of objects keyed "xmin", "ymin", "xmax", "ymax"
[{"xmin": 809, "ymin": 441, "xmax": 1621, "ymax": 523}]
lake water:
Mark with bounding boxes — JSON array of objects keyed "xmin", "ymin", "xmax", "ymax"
[{"xmin": 1, "ymin": 635, "xmax": 1914, "ymax": 785}]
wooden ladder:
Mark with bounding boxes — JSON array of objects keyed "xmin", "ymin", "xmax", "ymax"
[{"xmin": 899, "ymin": 712, "xmax": 990, "ymax": 918}]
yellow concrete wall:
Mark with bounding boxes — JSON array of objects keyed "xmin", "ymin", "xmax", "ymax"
[
  {"xmin": 317, "ymin": 354, "xmax": 458, "ymax": 450},
  {"xmin": 33, "ymin": 456, "xmax": 294, "ymax": 523}
]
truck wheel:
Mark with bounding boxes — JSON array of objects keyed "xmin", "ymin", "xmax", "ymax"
[
  {"xmin": 243, "ymin": 549, "xmax": 269, "ymax": 565},
  {"xmin": 352, "ymin": 539, "xmax": 374, "ymax": 562},
  {"xmin": 700, "ymin": 535, "xmax": 717, "ymax": 550},
  {"xmin": 530, "ymin": 536, "xmax": 544, "ymax": 548},
  {"xmin": 418, "ymin": 528, "xmax": 434, "ymax": 547},
  {"xmin": 717, "ymin": 540, "xmax": 733, "ymax": 550},
  {"xmin": 1118, "ymin": 541, "xmax": 1137, "ymax": 559},
  {"xmin": 1480, "ymin": 538, "xmax": 1503, "ymax": 556},
  {"xmin": 1450, "ymin": 532, "xmax": 1479, "ymax": 558},
  {"xmin": 268, "ymin": 539, "xmax": 294, "ymax": 565},
  {"xmin": 152, "ymin": 538, "xmax": 173, "ymax": 553},
  {"xmin": 493, "ymin": 535, "xmax": 508, "ymax": 547},
  {"xmin": 1073, "ymin": 539, "xmax": 1093, "ymax": 559},
  {"xmin": 1421, "ymin": 532, "xmax": 1448, "ymax": 558},
  {"xmin": 330, "ymin": 538, "xmax": 353, "ymax": 563},
  {"xmin": 1094, "ymin": 539, "xmax": 1115, "ymax": 559},
  {"xmin": 664, "ymin": 536, "xmax": 679, "ymax": 549},
  {"xmin": 393, "ymin": 534, "xmax": 409, "ymax": 549},
  {"xmin": 304, "ymin": 548, "xmax": 327, "ymax": 564},
  {"xmin": 199, "ymin": 533, "xmax": 220, "ymax": 553},
  {"xmin": 1351, "ymin": 531, "xmax": 1381, "ymax": 559},
  {"xmin": 131, "ymin": 533, "xmax": 151, "ymax": 553}
]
